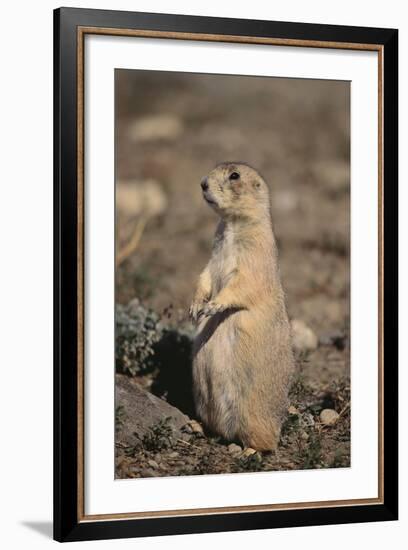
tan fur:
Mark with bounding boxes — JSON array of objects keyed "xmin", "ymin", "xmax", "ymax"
[{"xmin": 190, "ymin": 162, "xmax": 295, "ymax": 451}]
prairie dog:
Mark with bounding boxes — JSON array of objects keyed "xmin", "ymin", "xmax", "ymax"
[{"xmin": 190, "ymin": 162, "xmax": 294, "ymax": 451}]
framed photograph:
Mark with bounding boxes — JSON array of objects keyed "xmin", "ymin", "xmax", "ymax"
[{"xmin": 54, "ymin": 7, "xmax": 398, "ymax": 542}]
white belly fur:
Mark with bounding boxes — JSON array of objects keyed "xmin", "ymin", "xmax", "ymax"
[{"xmin": 192, "ymin": 309, "xmax": 243, "ymax": 440}]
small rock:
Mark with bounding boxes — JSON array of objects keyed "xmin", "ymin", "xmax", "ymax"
[
  {"xmin": 168, "ymin": 451, "xmax": 179, "ymax": 458},
  {"xmin": 116, "ymin": 179, "xmax": 167, "ymax": 218},
  {"xmin": 140, "ymin": 468, "xmax": 156, "ymax": 478},
  {"xmin": 291, "ymin": 319, "xmax": 318, "ymax": 353},
  {"xmin": 320, "ymin": 409, "xmax": 340, "ymax": 426},
  {"xmin": 128, "ymin": 114, "xmax": 184, "ymax": 143},
  {"xmin": 228, "ymin": 443, "xmax": 242, "ymax": 456},
  {"xmin": 288, "ymin": 405, "xmax": 299, "ymax": 415},
  {"xmin": 147, "ymin": 459, "xmax": 159, "ymax": 469},
  {"xmin": 240, "ymin": 447, "xmax": 257, "ymax": 458},
  {"xmin": 115, "ymin": 374, "xmax": 190, "ymax": 447}
]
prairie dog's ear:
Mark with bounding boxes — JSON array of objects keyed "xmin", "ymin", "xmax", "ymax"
[{"xmin": 252, "ymin": 180, "xmax": 261, "ymax": 190}]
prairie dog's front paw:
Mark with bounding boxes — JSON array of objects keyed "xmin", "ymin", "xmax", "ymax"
[
  {"xmin": 198, "ymin": 301, "xmax": 226, "ymax": 320},
  {"xmin": 189, "ymin": 301, "xmax": 206, "ymax": 323}
]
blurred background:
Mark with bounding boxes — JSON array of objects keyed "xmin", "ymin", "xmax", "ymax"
[{"xmin": 115, "ymin": 69, "xmax": 350, "ymax": 365}]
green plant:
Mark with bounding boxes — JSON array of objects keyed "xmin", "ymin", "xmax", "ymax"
[
  {"xmin": 330, "ymin": 448, "xmax": 348, "ymax": 468},
  {"xmin": 115, "ymin": 405, "xmax": 126, "ymax": 431},
  {"xmin": 142, "ymin": 417, "xmax": 174, "ymax": 452},
  {"xmin": 289, "ymin": 374, "xmax": 308, "ymax": 402},
  {"xmin": 301, "ymin": 432, "xmax": 322, "ymax": 469},
  {"xmin": 235, "ymin": 452, "xmax": 263, "ymax": 473},
  {"xmin": 115, "ymin": 299, "xmax": 163, "ymax": 376}
]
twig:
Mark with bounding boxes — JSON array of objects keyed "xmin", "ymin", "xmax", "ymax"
[
  {"xmin": 116, "ymin": 215, "xmax": 148, "ymax": 267},
  {"xmin": 176, "ymin": 438, "xmax": 201, "ymax": 450},
  {"xmin": 338, "ymin": 402, "xmax": 351, "ymax": 417}
]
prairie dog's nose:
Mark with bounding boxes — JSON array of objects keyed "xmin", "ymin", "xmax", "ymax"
[{"xmin": 201, "ymin": 177, "xmax": 209, "ymax": 191}]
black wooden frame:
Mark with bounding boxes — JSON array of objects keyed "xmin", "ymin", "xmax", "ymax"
[{"xmin": 54, "ymin": 7, "xmax": 398, "ymax": 542}]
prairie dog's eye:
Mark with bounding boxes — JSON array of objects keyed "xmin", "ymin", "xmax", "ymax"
[{"xmin": 229, "ymin": 172, "xmax": 240, "ymax": 181}]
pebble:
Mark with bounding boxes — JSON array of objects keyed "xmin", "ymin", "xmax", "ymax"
[
  {"xmin": 168, "ymin": 451, "xmax": 179, "ymax": 458},
  {"xmin": 320, "ymin": 409, "xmax": 340, "ymax": 426},
  {"xmin": 140, "ymin": 468, "xmax": 156, "ymax": 477},
  {"xmin": 291, "ymin": 319, "xmax": 318, "ymax": 352},
  {"xmin": 240, "ymin": 447, "xmax": 257, "ymax": 458},
  {"xmin": 288, "ymin": 405, "xmax": 299, "ymax": 415},
  {"xmin": 147, "ymin": 459, "xmax": 159, "ymax": 469},
  {"xmin": 128, "ymin": 114, "xmax": 184, "ymax": 143},
  {"xmin": 228, "ymin": 443, "xmax": 242, "ymax": 456},
  {"xmin": 116, "ymin": 179, "xmax": 167, "ymax": 218}
]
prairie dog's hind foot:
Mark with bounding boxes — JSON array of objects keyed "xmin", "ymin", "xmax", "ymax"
[{"xmin": 241, "ymin": 419, "xmax": 281, "ymax": 451}]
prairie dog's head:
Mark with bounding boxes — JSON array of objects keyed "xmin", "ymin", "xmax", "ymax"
[{"xmin": 200, "ymin": 162, "xmax": 270, "ymax": 219}]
